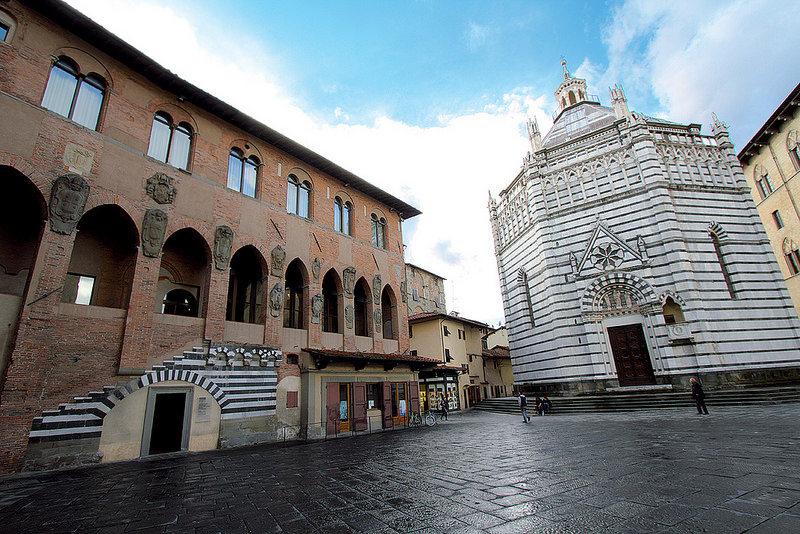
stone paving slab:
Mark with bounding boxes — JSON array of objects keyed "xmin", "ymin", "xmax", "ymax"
[{"xmin": 1, "ymin": 406, "xmax": 799, "ymax": 533}]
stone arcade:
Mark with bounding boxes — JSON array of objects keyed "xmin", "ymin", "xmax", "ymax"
[{"xmin": 490, "ymin": 61, "xmax": 800, "ymax": 394}]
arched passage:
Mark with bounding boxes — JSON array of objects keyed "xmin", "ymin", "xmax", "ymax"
[
  {"xmin": 284, "ymin": 259, "xmax": 308, "ymax": 329},
  {"xmin": 62, "ymin": 204, "xmax": 138, "ymax": 308},
  {"xmin": 157, "ymin": 228, "xmax": 211, "ymax": 317},
  {"xmin": 0, "ymin": 165, "xmax": 47, "ymax": 390},
  {"xmin": 354, "ymin": 277, "xmax": 371, "ymax": 337},
  {"xmin": 225, "ymin": 245, "xmax": 267, "ymax": 324},
  {"xmin": 381, "ymin": 285, "xmax": 398, "ymax": 340},
  {"xmin": 322, "ymin": 269, "xmax": 342, "ymax": 333}
]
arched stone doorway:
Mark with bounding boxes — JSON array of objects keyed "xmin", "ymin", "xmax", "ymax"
[{"xmin": 582, "ymin": 273, "xmax": 660, "ymax": 386}]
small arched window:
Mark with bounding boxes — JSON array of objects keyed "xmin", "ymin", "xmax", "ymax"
[
  {"xmin": 662, "ymin": 297, "xmax": 685, "ymax": 325},
  {"xmin": 787, "ymin": 130, "xmax": 800, "ymax": 171},
  {"xmin": 784, "ymin": 238, "xmax": 800, "ymax": 276},
  {"xmin": 41, "ymin": 56, "xmax": 106, "ymax": 130},
  {"xmin": 147, "ymin": 112, "xmax": 192, "ymax": 170},
  {"xmin": 227, "ymin": 148, "xmax": 259, "ymax": 198},
  {"xmin": 754, "ymin": 164, "xmax": 774, "ymax": 200},
  {"xmin": 287, "ymin": 174, "xmax": 311, "ymax": 217},
  {"xmin": 334, "ymin": 197, "xmax": 352, "ymax": 235},
  {"xmin": 371, "ymin": 213, "xmax": 386, "ymax": 249},
  {"xmin": 568, "ymin": 90, "xmax": 576, "ymax": 105},
  {"xmin": 711, "ymin": 232, "xmax": 737, "ymax": 299}
]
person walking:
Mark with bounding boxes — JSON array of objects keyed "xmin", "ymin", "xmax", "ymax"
[
  {"xmin": 690, "ymin": 377, "xmax": 709, "ymax": 415},
  {"xmin": 439, "ymin": 393, "xmax": 448, "ymax": 421},
  {"xmin": 519, "ymin": 393, "xmax": 530, "ymax": 423}
]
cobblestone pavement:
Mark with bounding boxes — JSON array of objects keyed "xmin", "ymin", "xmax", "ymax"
[{"xmin": 1, "ymin": 405, "xmax": 800, "ymax": 533}]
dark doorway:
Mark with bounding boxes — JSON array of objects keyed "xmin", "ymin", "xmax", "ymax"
[
  {"xmin": 148, "ymin": 392, "xmax": 187, "ymax": 454},
  {"xmin": 608, "ymin": 324, "xmax": 656, "ymax": 386}
]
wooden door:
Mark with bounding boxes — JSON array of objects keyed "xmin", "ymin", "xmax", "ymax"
[{"xmin": 608, "ymin": 324, "xmax": 656, "ymax": 386}]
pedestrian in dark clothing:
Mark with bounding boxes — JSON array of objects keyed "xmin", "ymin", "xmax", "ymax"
[
  {"xmin": 440, "ymin": 394, "xmax": 448, "ymax": 421},
  {"xmin": 542, "ymin": 396, "xmax": 551, "ymax": 415},
  {"xmin": 534, "ymin": 396, "xmax": 542, "ymax": 415},
  {"xmin": 690, "ymin": 378, "xmax": 709, "ymax": 414},
  {"xmin": 519, "ymin": 393, "xmax": 530, "ymax": 423}
]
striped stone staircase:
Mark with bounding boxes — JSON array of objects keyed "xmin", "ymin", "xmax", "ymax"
[
  {"xmin": 473, "ymin": 386, "xmax": 800, "ymax": 415},
  {"xmin": 29, "ymin": 346, "xmax": 278, "ymax": 446}
]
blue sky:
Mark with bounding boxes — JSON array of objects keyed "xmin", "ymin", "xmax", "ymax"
[{"xmin": 67, "ymin": 0, "xmax": 800, "ymax": 326}]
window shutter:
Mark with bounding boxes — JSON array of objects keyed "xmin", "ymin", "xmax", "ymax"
[
  {"xmin": 409, "ymin": 381, "xmax": 420, "ymax": 416},
  {"xmin": 353, "ymin": 383, "xmax": 367, "ymax": 431},
  {"xmin": 381, "ymin": 381, "xmax": 393, "ymax": 428},
  {"xmin": 326, "ymin": 383, "xmax": 339, "ymax": 435}
]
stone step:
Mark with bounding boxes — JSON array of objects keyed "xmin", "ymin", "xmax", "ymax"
[{"xmin": 474, "ymin": 387, "xmax": 800, "ymax": 414}]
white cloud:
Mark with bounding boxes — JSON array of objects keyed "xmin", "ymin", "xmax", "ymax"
[
  {"xmin": 595, "ymin": 0, "xmax": 800, "ymax": 145},
  {"xmin": 465, "ymin": 21, "xmax": 492, "ymax": 52}
]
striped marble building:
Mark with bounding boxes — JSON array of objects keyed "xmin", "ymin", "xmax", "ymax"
[{"xmin": 489, "ymin": 62, "xmax": 800, "ymax": 394}]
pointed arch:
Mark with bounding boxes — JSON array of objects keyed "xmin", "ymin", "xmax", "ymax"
[
  {"xmin": 158, "ymin": 228, "xmax": 212, "ymax": 317},
  {"xmin": 354, "ymin": 277, "xmax": 372, "ymax": 337},
  {"xmin": 581, "ymin": 273, "xmax": 658, "ymax": 316},
  {"xmin": 63, "ymin": 204, "xmax": 138, "ymax": 308},
  {"xmin": 226, "ymin": 245, "xmax": 268, "ymax": 324},
  {"xmin": 284, "ymin": 258, "xmax": 308, "ymax": 329},
  {"xmin": 381, "ymin": 285, "xmax": 398, "ymax": 340},
  {"xmin": 322, "ymin": 268, "xmax": 342, "ymax": 333}
]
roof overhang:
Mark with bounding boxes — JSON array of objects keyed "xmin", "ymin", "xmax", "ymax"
[
  {"xmin": 738, "ymin": 82, "xmax": 800, "ymax": 165},
  {"xmin": 303, "ymin": 348, "xmax": 439, "ymax": 372}
]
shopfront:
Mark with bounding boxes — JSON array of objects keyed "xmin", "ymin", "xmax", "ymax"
[
  {"xmin": 302, "ymin": 349, "xmax": 439, "ymax": 438},
  {"xmin": 418, "ymin": 364, "xmax": 465, "ymax": 413}
]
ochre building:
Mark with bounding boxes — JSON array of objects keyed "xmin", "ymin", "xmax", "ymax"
[
  {"xmin": 0, "ymin": 0, "xmax": 434, "ymax": 474},
  {"xmin": 738, "ymin": 83, "xmax": 800, "ymax": 318}
]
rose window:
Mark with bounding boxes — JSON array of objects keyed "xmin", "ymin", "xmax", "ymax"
[{"xmin": 590, "ymin": 243, "xmax": 623, "ymax": 270}]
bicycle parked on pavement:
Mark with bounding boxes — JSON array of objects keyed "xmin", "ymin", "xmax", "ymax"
[{"xmin": 408, "ymin": 411, "xmax": 437, "ymax": 427}]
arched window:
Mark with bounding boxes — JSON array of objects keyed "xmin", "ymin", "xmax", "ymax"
[
  {"xmin": 354, "ymin": 279, "xmax": 370, "ymax": 337},
  {"xmin": 711, "ymin": 232, "xmax": 737, "ymax": 299},
  {"xmin": 334, "ymin": 197, "xmax": 352, "ymax": 235},
  {"xmin": 41, "ymin": 56, "xmax": 106, "ymax": 130},
  {"xmin": 284, "ymin": 260, "xmax": 305, "ymax": 329},
  {"xmin": 784, "ymin": 238, "xmax": 800, "ymax": 276},
  {"xmin": 662, "ymin": 297, "xmax": 685, "ymax": 325},
  {"xmin": 322, "ymin": 271, "xmax": 339, "ymax": 333},
  {"xmin": 287, "ymin": 175, "xmax": 311, "ymax": 217},
  {"xmin": 520, "ymin": 270, "xmax": 535, "ymax": 327},
  {"xmin": 568, "ymin": 90, "xmax": 576, "ymax": 105},
  {"xmin": 371, "ymin": 213, "xmax": 386, "ymax": 249},
  {"xmin": 147, "ymin": 112, "xmax": 192, "ymax": 170},
  {"xmin": 227, "ymin": 148, "xmax": 259, "ymax": 198},
  {"xmin": 787, "ymin": 130, "xmax": 800, "ymax": 171},
  {"xmin": 754, "ymin": 164, "xmax": 774, "ymax": 200}
]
